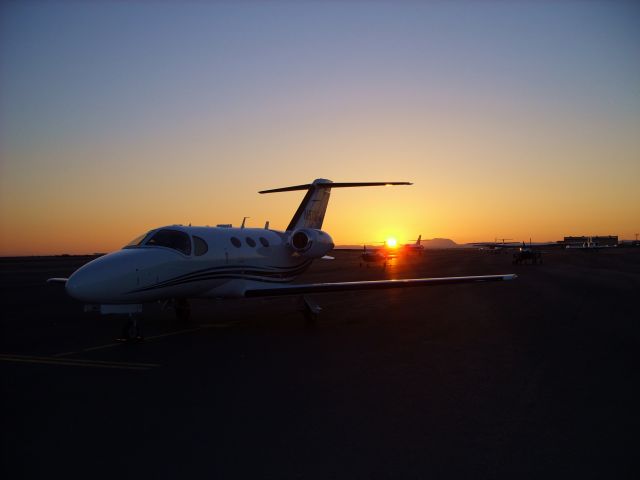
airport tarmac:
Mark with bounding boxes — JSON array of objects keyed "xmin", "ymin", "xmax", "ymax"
[{"xmin": 1, "ymin": 248, "xmax": 638, "ymax": 479}]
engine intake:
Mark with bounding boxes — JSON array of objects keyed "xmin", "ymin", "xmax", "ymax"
[{"xmin": 289, "ymin": 228, "xmax": 334, "ymax": 258}]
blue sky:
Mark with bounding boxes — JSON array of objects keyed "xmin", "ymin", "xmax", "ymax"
[{"xmin": 3, "ymin": 1, "xmax": 638, "ymax": 149}]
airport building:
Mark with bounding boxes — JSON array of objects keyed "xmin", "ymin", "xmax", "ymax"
[{"xmin": 563, "ymin": 235, "xmax": 618, "ymax": 247}]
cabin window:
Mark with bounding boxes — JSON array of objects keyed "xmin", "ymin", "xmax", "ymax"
[
  {"xmin": 246, "ymin": 237, "xmax": 256, "ymax": 247},
  {"xmin": 145, "ymin": 229, "xmax": 191, "ymax": 255},
  {"xmin": 259, "ymin": 237, "xmax": 269, "ymax": 247},
  {"xmin": 230, "ymin": 237, "xmax": 241, "ymax": 248},
  {"xmin": 194, "ymin": 236, "xmax": 208, "ymax": 256}
]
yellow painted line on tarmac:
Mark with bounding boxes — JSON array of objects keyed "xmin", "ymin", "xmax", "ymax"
[
  {"xmin": 143, "ymin": 326, "xmax": 202, "ymax": 341},
  {"xmin": 52, "ymin": 342, "xmax": 123, "ymax": 357},
  {"xmin": 0, "ymin": 354, "xmax": 160, "ymax": 371},
  {"xmin": 79, "ymin": 342, "xmax": 123, "ymax": 353},
  {"xmin": 199, "ymin": 321, "xmax": 241, "ymax": 329},
  {"xmin": 52, "ymin": 326, "xmax": 206, "ymax": 358}
]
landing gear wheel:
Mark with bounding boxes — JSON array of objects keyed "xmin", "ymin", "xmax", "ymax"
[
  {"xmin": 175, "ymin": 299, "xmax": 191, "ymax": 322},
  {"xmin": 120, "ymin": 315, "xmax": 144, "ymax": 342}
]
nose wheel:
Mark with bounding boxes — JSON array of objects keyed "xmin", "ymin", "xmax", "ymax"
[{"xmin": 119, "ymin": 314, "xmax": 144, "ymax": 342}]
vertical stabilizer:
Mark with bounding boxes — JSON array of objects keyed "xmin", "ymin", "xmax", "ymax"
[{"xmin": 286, "ymin": 179, "xmax": 333, "ymax": 231}]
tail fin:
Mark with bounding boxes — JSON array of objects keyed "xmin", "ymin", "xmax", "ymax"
[
  {"xmin": 416, "ymin": 235, "xmax": 422, "ymax": 246},
  {"xmin": 260, "ymin": 178, "xmax": 412, "ymax": 231}
]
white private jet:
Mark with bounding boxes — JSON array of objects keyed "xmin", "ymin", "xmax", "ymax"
[{"xmin": 48, "ymin": 179, "xmax": 516, "ymax": 340}]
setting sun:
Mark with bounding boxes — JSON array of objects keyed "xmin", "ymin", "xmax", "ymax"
[{"xmin": 386, "ymin": 238, "xmax": 398, "ymax": 248}]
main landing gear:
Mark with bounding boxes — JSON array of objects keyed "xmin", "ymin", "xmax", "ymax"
[{"xmin": 301, "ymin": 295, "xmax": 322, "ymax": 325}]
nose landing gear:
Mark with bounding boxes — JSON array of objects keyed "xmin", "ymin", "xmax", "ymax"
[{"xmin": 119, "ymin": 314, "xmax": 144, "ymax": 342}]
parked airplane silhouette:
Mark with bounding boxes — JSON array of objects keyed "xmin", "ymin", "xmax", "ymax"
[
  {"xmin": 512, "ymin": 242, "xmax": 543, "ymax": 264},
  {"xmin": 473, "ymin": 238, "xmax": 518, "ymax": 252},
  {"xmin": 400, "ymin": 235, "xmax": 424, "ymax": 255},
  {"xmin": 360, "ymin": 244, "xmax": 389, "ymax": 267}
]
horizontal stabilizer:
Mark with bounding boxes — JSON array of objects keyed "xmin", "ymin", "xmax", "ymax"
[
  {"xmin": 261, "ymin": 178, "xmax": 412, "ymax": 231},
  {"xmin": 245, "ymin": 274, "xmax": 516, "ymax": 297},
  {"xmin": 47, "ymin": 278, "xmax": 68, "ymax": 284},
  {"xmin": 259, "ymin": 182, "xmax": 411, "ymax": 194}
]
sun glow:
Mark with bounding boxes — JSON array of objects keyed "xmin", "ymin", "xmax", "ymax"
[{"xmin": 385, "ymin": 237, "xmax": 398, "ymax": 248}]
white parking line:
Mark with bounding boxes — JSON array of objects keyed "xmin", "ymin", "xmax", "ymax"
[{"xmin": 0, "ymin": 354, "xmax": 160, "ymax": 371}]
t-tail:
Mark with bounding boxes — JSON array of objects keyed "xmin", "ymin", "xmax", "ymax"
[{"xmin": 260, "ymin": 178, "xmax": 412, "ymax": 231}]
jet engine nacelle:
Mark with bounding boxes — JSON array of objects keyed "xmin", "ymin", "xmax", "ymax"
[{"xmin": 289, "ymin": 228, "xmax": 334, "ymax": 258}]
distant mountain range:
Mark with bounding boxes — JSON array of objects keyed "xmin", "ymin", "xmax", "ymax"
[
  {"xmin": 420, "ymin": 238, "xmax": 459, "ymax": 249},
  {"xmin": 337, "ymin": 238, "xmax": 459, "ymax": 250}
]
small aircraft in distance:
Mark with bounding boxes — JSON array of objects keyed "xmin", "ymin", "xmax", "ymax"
[
  {"xmin": 359, "ymin": 244, "xmax": 389, "ymax": 267},
  {"xmin": 512, "ymin": 242, "xmax": 543, "ymax": 265},
  {"xmin": 399, "ymin": 235, "xmax": 424, "ymax": 255},
  {"xmin": 473, "ymin": 238, "xmax": 518, "ymax": 252},
  {"xmin": 48, "ymin": 178, "xmax": 516, "ymax": 340},
  {"xmin": 358, "ymin": 237, "xmax": 401, "ymax": 266}
]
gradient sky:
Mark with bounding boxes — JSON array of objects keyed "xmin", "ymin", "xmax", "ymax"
[{"xmin": 1, "ymin": 1, "xmax": 639, "ymax": 255}]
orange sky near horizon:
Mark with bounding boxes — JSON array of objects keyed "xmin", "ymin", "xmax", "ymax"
[
  {"xmin": 1, "ymin": 2, "xmax": 639, "ymax": 256},
  {"xmin": 1, "ymin": 146, "xmax": 638, "ymax": 256}
]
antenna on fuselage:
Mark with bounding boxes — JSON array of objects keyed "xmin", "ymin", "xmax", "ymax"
[
  {"xmin": 264, "ymin": 221, "xmax": 270, "ymax": 230},
  {"xmin": 241, "ymin": 217, "xmax": 250, "ymax": 229}
]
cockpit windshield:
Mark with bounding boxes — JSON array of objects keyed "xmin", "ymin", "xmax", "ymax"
[
  {"xmin": 123, "ymin": 229, "xmax": 192, "ymax": 255},
  {"xmin": 124, "ymin": 232, "xmax": 150, "ymax": 248},
  {"xmin": 145, "ymin": 229, "xmax": 192, "ymax": 255}
]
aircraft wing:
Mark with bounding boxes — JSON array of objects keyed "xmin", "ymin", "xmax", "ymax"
[
  {"xmin": 244, "ymin": 274, "xmax": 516, "ymax": 297},
  {"xmin": 47, "ymin": 278, "xmax": 68, "ymax": 284}
]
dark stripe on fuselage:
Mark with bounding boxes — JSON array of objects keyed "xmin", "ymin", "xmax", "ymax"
[
  {"xmin": 147, "ymin": 260, "xmax": 311, "ymax": 286},
  {"xmin": 128, "ymin": 260, "xmax": 312, "ymax": 294}
]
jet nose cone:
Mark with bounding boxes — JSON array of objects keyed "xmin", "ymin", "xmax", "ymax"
[
  {"xmin": 64, "ymin": 249, "xmax": 170, "ymax": 303},
  {"xmin": 65, "ymin": 269, "xmax": 94, "ymax": 302},
  {"xmin": 64, "ymin": 250, "xmax": 140, "ymax": 303}
]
